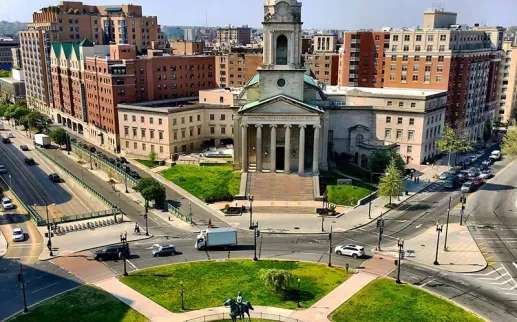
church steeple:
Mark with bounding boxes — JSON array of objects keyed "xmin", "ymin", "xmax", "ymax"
[{"xmin": 262, "ymin": 0, "xmax": 303, "ymax": 69}]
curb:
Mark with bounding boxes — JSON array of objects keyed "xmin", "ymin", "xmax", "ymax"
[{"xmin": 0, "ymin": 230, "xmax": 7, "ymax": 258}]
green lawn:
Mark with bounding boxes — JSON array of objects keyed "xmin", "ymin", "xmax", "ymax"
[
  {"xmin": 7, "ymin": 285, "xmax": 148, "ymax": 322},
  {"xmin": 161, "ymin": 164, "xmax": 240, "ymax": 202},
  {"xmin": 136, "ymin": 159, "xmax": 159, "ymax": 168},
  {"xmin": 330, "ymin": 278, "xmax": 484, "ymax": 322},
  {"xmin": 326, "ymin": 185, "xmax": 371, "ymax": 206},
  {"xmin": 120, "ymin": 260, "xmax": 349, "ymax": 312}
]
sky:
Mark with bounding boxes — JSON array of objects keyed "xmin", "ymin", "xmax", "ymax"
[{"xmin": 0, "ymin": 0, "xmax": 515, "ymax": 29}]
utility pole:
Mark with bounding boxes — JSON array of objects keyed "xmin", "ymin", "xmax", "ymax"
[
  {"xmin": 18, "ymin": 263, "xmax": 28, "ymax": 313},
  {"xmin": 252, "ymin": 221, "xmax": 260, "ymax": 261},
  {"xmin": 328, "ymin": 225, "xmax": 333, "ymax": 267},
  {"xmin": 144, "ymin": 201, "xmax": 149, "ymax": 236},
  {"xmin": 444, "ymin": 196, "xmax": 451, "ymax": 251},
  {"xmin": 376, "ymin": 214, "xmax": 385, "ymax": 251},
  {"xmin": 460, "ymin": 193, "xmax": 466, "ymax": 225}
]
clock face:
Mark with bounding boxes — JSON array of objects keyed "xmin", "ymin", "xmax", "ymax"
[{"xmin": 276, "ymin": 2, "xmax": 289, "ymax": 18}]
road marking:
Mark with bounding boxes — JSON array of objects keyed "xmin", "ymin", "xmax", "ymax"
[
  {"xmin": 465, "ymin": 267, "xmax": 504, "ymax": 276},
  {"xmin": 126, "ymin": 259, "xmax": 138, "ymax": 270},
  {"xmin": 504, "ymin": 292, "xmax": 517, "ymax": 296},
  {"xmin": 31, "ymin": 282, "xmax": 60, "ymax": 294},
  {"xmin": 416, "ymin": 224, "xmax": 422, "ymax": 229},
  {"xmin": 480, "ymin": 272, "xmax": 508, "ymax": 280},
  {"xmin": 419, "ymin": 279, "xmax": 435, "ymax": 288},
  {"xmin": 488, "ymin": 261, "xmax": 497, "ymax": 266},
  {"xmin": 149, "ymin": 216, "xmax": 164, "ymax": 227}
]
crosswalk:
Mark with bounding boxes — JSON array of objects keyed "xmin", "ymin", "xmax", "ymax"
[{"xmin": 465, "ymin": 263, "xmax": 517, "ymax": 296}]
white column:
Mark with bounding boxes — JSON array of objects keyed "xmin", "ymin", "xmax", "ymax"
[
  {"xmin": 255, "ymin": 124, "xmax": 262, "ymax": 172},
  {"xmin": 284, "ymin": 125, "xmax": 291, "ymax": 173},
  {"xmin": 270, "ymin": 124, "xmax": 277, "ymax": 173},
  {"xmin": 313, "ymin": 125, "xmax": 321, "ymax": 174},
  {"xmin": 298, "ymin": 125, "xmax": 306, "ymax": 176},
  {"xmin": 241, "ymin": 125, "xmax": 248, "ymax": 172}
]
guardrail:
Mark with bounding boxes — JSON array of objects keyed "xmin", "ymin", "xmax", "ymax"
[
  {"xmin": 0, "ymin": 175, "xmax": 46, "ymax": 226},
  {"xmin": 167, "ymin": 200, "xmax": 192, "ymax": 224},
  {"xmin": 182, "ymin": 312, "xmax": 301, "ymax": 322},
  {"xmin": 47, "ymin": 208, "xmax": 120, "ymax": 224},
  {"xmin": 36, "ymin": 147, "xmax": 117, "ymax": 209},
  {"xmin": 71, "ymin": 142, "xmax": 138, "ymax": 186}
]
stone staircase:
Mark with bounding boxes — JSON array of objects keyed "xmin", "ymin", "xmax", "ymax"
[{"xmin": 248, "ymin": 172, "xmax": 314, "ymax": 201}]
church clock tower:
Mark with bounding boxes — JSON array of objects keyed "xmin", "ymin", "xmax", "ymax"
[{"xmin": 258, "ymin": 0, "xmax": 306, "ymax": 101}]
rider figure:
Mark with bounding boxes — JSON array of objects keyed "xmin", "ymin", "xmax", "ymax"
[{"xmin": 236, "ymin": 291, "xmax": 243, "ymax": 304}]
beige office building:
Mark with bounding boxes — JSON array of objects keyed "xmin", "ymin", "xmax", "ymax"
[{"xmin": 495, "ymin": 41, "xmax": 517, "ymax": 123}]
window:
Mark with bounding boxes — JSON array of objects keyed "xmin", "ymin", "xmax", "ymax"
[
  {"xmin": 403, "ymin": 55, "xmax": 408, "ymax": 61},
  {"xmin": 424, "ymin": 74, "xmax": 430, "ymax": 82},
  {"xmin": 375, "ymin": 35, "xmax": 380, "ymax": 41},
  {"xmin": 150, "ymin": 130, "xmax": 155, "ymax": 139},
  {"xmin": 425, "ymin": 66, "xmax": 431, "ymax": 72},
  {"xmin": 440, "ymin": 35, "xmax": 447, "ymax": 41},
  {"xmin": 437, "ymin": 65, "xmax": 443, "ymax": 72},
  {"xmin": 159, "ymin": 146, "xmax": 163, "ymax": 153},
  {"xmin": 142, "ymin": 143, "xmax": 146, "ymax": 151},
  {"xmin": 219, "ymin": 96, "xmax": 224, "ymax": 103},
  {"xmin": 426, "ymin": 56, "xmax": 432, "ymax": 62},
  {"xmin": 412, "ymin": 74, "xmax": 418, "ymax": 81},
  {"xmin": 391, "ymin": 45, "xmax": 398, "ymax": 51},
  {"xmin": 414, "ymin": 55, "xmax": 420, "ymax": 61},
  {"xmin": 387, "ymin": 101, "xmax": 393, "ymax": 106},
  {"xmin": 124, "ymin": 114, "xmax": 128, "ymax": 121},
  {"xmin": 197, "ymin": 115, "xmax": 201, "ymax": 121},
  {"xmin": 385, "ymin": 129, "xmax": 391, "ymax": 139},
  {"xmin": 427, "ymin": 35, "xmax": 434, "ymax": 41},
  {"xmin": 415, "ymin": 45, "xmax": 421, "ymax": 52},
  {"xmin": 403, "ymin": 46, "xmax": 409, "ymax": 52},
  {"xmin": 173, "ymin": 118, "xmax": 177, "ymax": 125},
  {"xmin": 181, "ymin": 117, "xmax": 185, "ymax": 124},
  {"xmin": 439, "ymin": 45, "xmax": 445, "ymax": 52},
  {"xmin": 393, "ymin": 35, "xmax": 399, "ymax": 41},
  {"xmin": 407, "ymin": 146, "xmax": 413, "ymax": 153},
  {"xmin": 416, "ymin": 35, "xmax": 422, "ymax": 41},
  {"xmin": 397, "ymin": 117, "xmax": 403, "ymax": 124},
  {"xmin": 221, "ymin": 127, "xmax": 226, "ymax": 135},
  {"xmin": 390, "ymin": 64, "xmax": 396, "ymax": 71},
  {"xmin": 173, "ymin": 132, "xmax": 177, "ymax": 140},
  {"xmin": 391, "ymin": 55, "xmax": 397, "ymax": 61},
  {"xmin": 181, "ymin": 130, "xmax": 186, "ymax": 139},
  {"xmin": 158, "ymin": 118, "xmax": 162, "ymax": 125},
  {"xmin": 404, "ymin": 35, "xmax": 410, "ymax": 41},
  {"xmin": 410, "ymin": 103, "xmax": 416, "ymax": 108},
  {"xmin": 132, "ymin": 115, "xmax": 136, "ymax": 122},
  {"xmin": 220, "ymin": 114, "xmax": 226, "ymax": 121},
  {"xmin": 390, "ymin": 74, "xmax": 395, "ymax": 80},
  {"xmin": 141, "ymin": 129, "xmax": 146, "ymax": 138},
  {"xmin": 438, "ymin": 56, "xmax": 444, "ymax": 62},
  {"xmin": 125, "ymin": 141, "xmax": 129, "ymax": 148},
  {"xmin": 210, "ymin": 126, "xmax": 215, "ymax": 135},
  {"xmin": 386, "ymin": 116, "xmax": 391, "ymax": 123},
  {"xmin": 396, "ymin": 130, "xmax": 403, "ymax": 140},
  {"xmin": 209, "ymin": 114, "xmax": 215, "ymax": 121},
  {"xmin": 401, "ymin": 74, "xmax": 407, "ymax": 81},
  {"xmin": 413, "ymin": 65, "xmax": 419, "ymax": 71},
  {"xmin": 159, "ymin": 131, "xmax": 163, "ymax": 140},
  {"xmin": 124, "ymin": 127, "xmax": 129, "ymax": 136},
  {"xmin": 132, "ymin": 128, "xmax": 137, "ymax": 137},
  {"xmin": 408, "ymin": 131, "xmax": 414, "ymax": 141},
  {"xmin": 134, "ymin": 142, "xmax": 137, "ymax": 149},
  {"xmin": 426, "ymin": 45, "xmax": 433, "ymax": 52},
  {"xmin": 436, "ymin": 75, "xmax": 443, "ymax": 82},
  {"xmin": 150, "ymin": 117, "xmax": 154, "ymax": 124},
  {"xmin": 140, "ymin": 116, "xmax": 144, "ymax": 123},
  {"xmin": 409, "ymin": 118, "xmax": 415, "ymax": 125}
]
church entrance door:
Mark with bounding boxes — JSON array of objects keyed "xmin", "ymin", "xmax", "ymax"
[{"xmin": 276, "ymin": 147, "xmax": 285, "ymax": 171}]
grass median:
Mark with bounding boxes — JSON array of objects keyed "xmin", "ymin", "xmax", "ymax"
[
  {"xmin": 330, "ymin": 278, "xmax": 484, "ymax": 322},
  {"xmin": 135, "ymin": 159, "xmax": 159, "ymax": 168},
  {"xmin": 120, "ymin": 260, "xmax": 349, "ymax": 312},
  {"xmin": 7, "ymin": 285, "xmax": 148, "ymax": 322}
]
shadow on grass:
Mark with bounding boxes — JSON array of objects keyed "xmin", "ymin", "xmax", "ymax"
[{"xmin": 281, "ymin": 288, "xmax": 316, "ymax": 303}]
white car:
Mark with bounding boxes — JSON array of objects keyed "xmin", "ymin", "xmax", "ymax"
[
  {"xmin": 479, "ymin": 169, "xmax": 492, "ymax": 179},
  {"xmin": 6, "ymin": 132, "xmax": 14, "ymax": 138},
  {"xmin": 1, "ymin": 197, "xmax": 14, "ymax": 209},
  {"xmin": 334, "ymin": 244, "xmax": 365, "ymax": 258},
  {"xmin": 0, "ymin": 165, "xmax": 6, "ymax": 174},
  {"xmin": 12, "ymin": 228, "xmax": 24, "ymax": 242}
]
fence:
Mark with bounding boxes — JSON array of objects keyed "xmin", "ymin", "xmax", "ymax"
[
  {"xmin": 167, "ymin": 200, "xmax": 192, "ymax": 224},
  {"xmin": 182, "ymin": 312, "xmax": 301, "ymax": 322},
  {"xmin": 71, "ymin": 142, "xmax": 138, "ymax": 186},
  {"xmin": 36, "ymin": 147, "xmax": 117, "ymax": 209},
  {"xmin": 0, "ymin": 175, "xmax": 46, "ymax": 226},
  {"xmin": 45, "ymin": 208, "xmax": 120, "ymax": 224}
]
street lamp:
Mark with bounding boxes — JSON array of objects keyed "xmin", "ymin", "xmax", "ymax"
[
  {"xmin": 119, "ymin": 232, "xmax": 128, "ymax": 276},
  {"xmin": 444, "ymin": 196, "xmax": 451, "ymax": 251},
  {"xmin": 45, "ymin": 202, "xmax": 53, "ymax": 257},
  {"xmin": 434, "ymin": 223, "xmax": 444, "ymax": 265},
  {"xmin": 321, "ymin": 215, "xmax": 325, "ymax": 232},
  {"xmin": 376, "ymin": 214, "xmax": 385, "ymax": 251},
  {"xmin": 18, "ymin": 263, "xmax": 28, "ymax": 313},
  {"xmin": 248, "ymin": 194, "xmax": 254, "ymax": 229},
  {"xmin": 396, "ymin": 238, "xmax": 404, "ymax": 284},
  {"xmin": 89, "ymin": 148, "xmax": 93, "ymax": 170},
  {"xmin": 368, "ymin": 171, "xmax": 373, "ymax": 219},
  {"xmin": 251, "ymin": 221, "xmax": 260, "ymax": 261},
  {"xmin": 180, "ymin": 281, "xmax": 185, "ymax": 311},
  {"xmin": 144, "ymin": 201, "xmax": 149, "ymax": 236},
  {"xmin": 124, "ymin": 172, "xmax": 128, "ymax": 193},
  {"xmin": 297, "ymin": 278, "xmax": 301, "ymax": 308},
  {"xmin": 460, "ymin": 193, "xmax": 466, "ymax": 226},
  {"xmin": 328, "ymin": 225, "xmax": 333, "ymax": 267},
  {"xmin": 117, "ymin": 192, "xmax": 122, "ymax": 222},
  {"xmin": 66, "ymin": 133, "xmax": 70, "ymax": 155}
]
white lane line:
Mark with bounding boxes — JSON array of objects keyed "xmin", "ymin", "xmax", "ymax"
[
  {"xmin": 491, "ymin": 280, "xmax": 512, "ymax": 285},
  {"xmin": 465, "ymin": 267, "xmax": 504, "ymax": 276},
  {"xmin": 504, "ymin": 292, "xmax": 517, "ymax": 296},
  {"xmin": 126, "ymin": 259, "xmax": 138, "ymax": 270},
  {"xmin": 420, "ymin": 279, "xmax": 436, "ymax": 288},
  {"xmin": 149, "ymin": 216, "xmax": 164, "ymax": 227},
  {"xmin": 480, "ymin": 272, "xmax": 509, "ymax": 280},
  {"xmin": 31, "ymin": 282, "xmax": 60, "ymax": 294},
  {"xmin": 500, "ymin": 285, "xmax": 517, "ymax": 291}
]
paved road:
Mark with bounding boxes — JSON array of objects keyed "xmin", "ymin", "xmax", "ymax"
[{"xmin": 62, "ymin": 130, "xmax": 219, "ymax": 226}]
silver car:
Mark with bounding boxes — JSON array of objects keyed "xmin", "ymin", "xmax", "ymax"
[
  {"xmin": 439, "ymin": 172, "xmax": 450, "ymax": 180},
  {"xmin": 479, "ymin": 169, "xmax": 492, "ymax": 179},
  {"xmin": 461, "ymin": 181, "xmax": 474, "ymax": 193},
  {"xmin": 12, "ymin": 228, "xmax": 24, "ymax": 242},
  {"xmin": 0, "ymin": 165, "xmax": 6, "ymax": 174}
]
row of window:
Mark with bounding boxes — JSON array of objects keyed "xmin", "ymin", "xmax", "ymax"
[
  {"xmin": 124, "ymin": 114, "xmax": 164, "ymax": 125},
  {"xmin": 389, "ymin": 74, "xmax": 443, "ymax": 82},
  {"xmin": 393, "ymin": 34, "xmax": 448, "ymax": 42},
  {"xmin": 390, "ymin": 64, "xmax": 444, "ymax": 72},
  {"xmin": 392, "ymin": 45, "xmax": 448, "ymax": 52},
  {"xmin": 125, "ymin": 141, "xmax": 165, "ymax": 153},
  {"xmin": 385, "ymin": 129, "xmax": 415, "ymax": 141},
  {"xmin": 385, "ymin": 116, "xmax": 415, "ymax": 125},
  {"xmin": 392, "ymin": 55, "xmax": 445, "ymax": 62}
]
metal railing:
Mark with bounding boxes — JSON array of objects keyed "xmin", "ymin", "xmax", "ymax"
[
  {"xmin": 47, "ymin": 208, "xmax": 120, "ymax": 224},
  {"xmin": 0, "ymin": 175, "xmax": 46, "ymax": 226},
  {"xmin": 167, "ymin": 200, "xmax": 192, "ymax": 224},
  {"xmin": 71, "ymin": 142, "xmax": 138, "ymax": 186},
  {"xmin": 182, "ymin": 312, "xmax": 301, "ymax": 322}
]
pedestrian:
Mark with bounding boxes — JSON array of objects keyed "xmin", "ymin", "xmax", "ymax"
[
  {"xmin": 345, "ymin": 263, "xmax": 349, "ymax": 274},
  {"xmin": 208, "ymin": 218, "xmax": 213, "ymax": 228},
  {"xmin": 168, "ymin": 216, "xmax": 171, "ymax": 221},
  {"xmin": 417, "ymin": 177, "xmax": 420, "ymax": 183}
]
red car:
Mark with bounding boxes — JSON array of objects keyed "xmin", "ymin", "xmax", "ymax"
[{"xmin": 472, "ymin": 176, "xmax": 483, "ymax": 186}]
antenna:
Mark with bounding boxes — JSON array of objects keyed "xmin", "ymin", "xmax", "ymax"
[{"xmin": 205, "ymin": 9, "xmax": 208, "ymax": 28}]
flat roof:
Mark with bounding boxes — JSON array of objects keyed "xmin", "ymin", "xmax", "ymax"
[
  {"xmin": 324, "ymin": 86, "xmax": 446, "ymax": 98},
  {"xmin": 118, "ymin": 98, "xmax": 231, "ymax": 114}
]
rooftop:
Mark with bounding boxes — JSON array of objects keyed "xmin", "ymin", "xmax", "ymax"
[
  {"xmin": 324, "ymin": 86, "xmax": 446, "ymax": 98},
  {"xmin": 118, "ymin": 97, "xmax": 231, "ymax": 114}
]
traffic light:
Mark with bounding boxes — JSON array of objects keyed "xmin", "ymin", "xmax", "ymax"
[
  {"xmin": 256, "ymin": 230, "xmax": 260, "ymax": 238},
  {"xmin": 17, "ymin": 273, "xmax": 22, "ymax": 283},
  {"xmin": 377, "ymin": 220, "xmax": 381, "ymax": 227}
]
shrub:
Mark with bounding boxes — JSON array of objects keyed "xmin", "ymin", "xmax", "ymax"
[{"xmin": 259, "ymin": 269, "xmax": 293, "ymax": 293}]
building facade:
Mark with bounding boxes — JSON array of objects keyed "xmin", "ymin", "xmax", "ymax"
[
  {"xmin": 495, "ymin": 41, "xmax": 517, "ymax": 123},
  {"xmin": 313, "ymin": 34, "xmax": 338, "ymax": 53},
  {"xmin": 171, "ymin": 41, "xmax": 203, "ymax": 55},
  {"xmin": 0, "ymin": 37, "xmax": 19, "ymax": 71},
  {"xmin": 215, "ymin": 52, "xmax": 263, "ymax": 88},
  {"xmin": 217, "ymin": 25, "xmax": 252, "ymax": 46},
  {"xmin": 338, "ymin": 31, "xmax": 389, "ymax": 88},
  {"xmin": 303, "ymin": 53, "xmax": 339, "ymax": 85}
]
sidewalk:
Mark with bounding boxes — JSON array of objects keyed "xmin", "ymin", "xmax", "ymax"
[
  {"xmin": 375, "ymin": 223, "xmax": 486, "ymax": 273},
  {"xmin": 95, "ymin": 255, "xmax": 393, "ymax": 322}
]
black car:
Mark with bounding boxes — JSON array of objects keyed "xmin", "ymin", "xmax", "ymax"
[
  {"xmin": 119, "ymin": 157, "xmax": 128, "ymax": 164},
  {"xmin": 129, "ymin": 171, "xmax": 141, "ymax": 179},
  {"xmin": 94, "ymin": 245, "xmax": 130, "ymax": 261},
  {"xmin": 24, "ymin": 157, "xmax": 35, "ymax": 165},
  {"xmin": 49, "ymin": 173, "xmax": 61, "ymax": 183},
  {"xmin": 95, "ymin": 151, "xmax": 103, "ymax": 157},
  {"xmin": 70, "ymin": 138, "xmax": 77, "ymax": 143},
  {"xmin": 152, "ymin": 244, "xmax": 176, "ymax": 257},
  {"xmin": 108, "ymin": 158, "xmax": 116, "ymax": 164},
  {"xmin": 121, "ymin": 165, "xmax": 131, "ymax": 173},
  {"xmin": 20, "ymin": 145, "xmax": 29, "ymax": 151},
  {"xmin": 2, "ymin": 138, "xmax": 11, "ymax": 144},
  {"xmin": 89, "ymin": 146, "xmax": 96, "ymax": 153}
]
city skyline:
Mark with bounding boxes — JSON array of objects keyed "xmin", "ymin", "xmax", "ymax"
[{"xmin": 0, "ymin": 0, "xmax": 515, "ymax": 30}]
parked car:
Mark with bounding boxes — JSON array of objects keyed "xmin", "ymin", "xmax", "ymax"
[
  {"xmin": 489, "ymin": 150, "xmax": 502, "ymax": 161},
  {"xmin": 121, "ymin": 165, "xmax": 131, "ymax": 173},
  {"xmin": 2, "ymin": 197, "xmax": 14, "ymax": 209},
  {"xmin": 48, "ymin": 173, "xmax": 61, "ymax": 183},
  {"xmin": 12, "ymin": 228, "xmax": 24, "ymax": 242},
  {"xmin": 472, "ymin": 177, "xmax": 484, "ymax": 186},
  {"xmin": 70, "ymin": 138, "xmax": 77, "ymax": 143},
  {"xmin": 89, "ymin": 146, "xmax": 96, "ymax": 153},
  {"xmin": 479, "ymin": 163, "xmax": 489, "ymax": 171},
  {"xmin": 449, "ymin": 166, "xmax": 461, "ymax": 175},
  {"xmin": 20, "ymin": 145, "xmax": 29, "ymax": 151},
  {"xmin": 463, "ymin": 158, "xmax": 473, "ymax": 166},
  {"xmin": 461, "ymin": 181, "xmax": 474, "ymax": 193},
  {"xmin": 108, "ymin": 158, "xmax": 116, "ymax": 164},
  {"xmin": 482, "ymin": 159, "xmax": 492, "ymax": 167},
  {"xmin": 479, "ymin": 170, "xmax": 492, "ymax": 179},
  {"xmin": 456, "ymin": 172, "xmax": 467, "ymax": 182},
  {"xmin": 119, "ymin": 157, "xmax": 128, "ymax": 164},
  {"xmin": 7, "ymin": 132, "xmax": 14, "ymax": 138},
  {"xmin": 94, "ymin": 245, "xmax": 129, "ymax": 261},
  {"xmin": 468, "ymin": 155, "xmax": 478, "ymax": 163},
  {"xmin": 334, "ymin": 244, "xmax": 365, "ymax": 258},
  {"xmin": 2, "ymin": 137, "xmax": 11, "ymax": 144},
  {"xmin": 95, "ymin": 151, "xmax": 103, "ymax": 157},
  {"xmin": 24, "ymin": 157, "xmax": 35, "ymax": 165},
  {"xmin": 467, "ymin": 167, "xmax": 479, "ymax": 178},
  {"xmin": 444, "ymin": 178, "xmax": 456, "ymax": 189},
  {"xmin": 129, "ymin": 171, "xmax": 141, "ymax": 179},
  {"xmin": 152, "ymin": 244, "xmax": 176, "ymax": 257},
  {"xmin": 0, "ymin": 165, "xmax": 6, "ymax": 174},
  {"xmin": 439, "ymin": 172, "xmax": 450, "ymax": 180}
]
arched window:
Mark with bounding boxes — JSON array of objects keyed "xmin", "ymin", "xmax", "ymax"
[
  {"xmin": 356, "ymin": 134, "xmax": 364, "ymax": 146},
  {"xmin": 276, "ymin": 35, "xmax": 288, "ymax": 65}
]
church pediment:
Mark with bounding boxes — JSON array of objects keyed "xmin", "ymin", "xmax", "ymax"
[{"xmin": 238, "ymin": 95, "xmax": 323, "ymax": 115}]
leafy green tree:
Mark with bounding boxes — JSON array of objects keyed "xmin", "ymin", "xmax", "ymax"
[
  {"xmin": 483, "ymin": 119, "xmax": 493, "ymax": 144},
  {"xmin": 50, "ymin": 128, "xmax": 68, "ymax": 146},
  {"xmin": 378, "ymin": 158, "xmax": 404, "ymax": 206},
  {"xmin": 148, "ymin": 150, "xmax": 157, "ymax": 163},
  {"xmin": 369, "ymin": 149, "xmax": 405, "ymax": 174},
  {"xmin": 259, "ymin": 269, "xmax": 293, "ymax": 293},
  {"xmin": 501, "ymin": 129, "xmax": 517, "ymax": 156},
  {"xmin": 11, "ymin": 105, "xmax": 29, "ymax": 127},
  {"xmin": 22, "ymin": 111, "xmax": 51, "ymax": 133},
  {"xmin": 435, "ymin": 124, "xmax": 459, "ymax": 166},
  {"xmin": 0, "ymin": 70, "xmax": 11, "ymax": 77},
  {"xmin": 134, "ymin": 178, "xmax": 166, "ymax": 208}
]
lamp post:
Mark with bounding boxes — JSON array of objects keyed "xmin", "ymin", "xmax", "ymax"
[
  {"xmin": 66, "ymin": 133, "xmax": 70, "ymax": 155},
  {"xmin": 248, "ymin": 194, "xmax": 254, "ymax": 229},
  {"xmin": 117, "ymin": 192, "xmax": 122, "ymax": 222},
  {"xmin": 89, "ymin": 148, "xmax": 93, "ymax": 170},
  {"xmin": 124, "ymin": 172, "xmax": 128, "ymax": 193},
  {"xmin": 321, "ymin": 215, "xmax": 325, "ymax": 232},
  {"xmin": 251, "ymin": 221, "xmax": 260, "ymax": 261},
  {"xmin": 180, "ymin": 281, "xmax": 185, "ymax": 311},
  {"xmin": 444, "ymin": 196, "xmax": 451, "ymax": 251},
  {"xmin": 434, "ymin": 223, "xmax": 444, "ymax": 265},
  {"xmin": 460, "ymin": 193, "xmax": 466, "ymax": 226},
  {"xmin": 368, "ymin": 171, "xmax": 373, "ymax": 219},
  {"xmin": 144, "ymin": 201, "xmax": 149, "ymax": 236},
  {"xmin": 376, "ymin": 214, "xmax": 385, "ymax": 251},
  {"xmin": 18, "ymin": 263, "xmax": 28, "ymax": 313},
  {"xmin": 328, "ymin": 225, "xmax": 333, "ymax": 267},
  {"xmin": 45, "ymin": 202, "xmax": 53, "ymax": 256},
  {"xmin": 396, "ymin": 237, "xmax": 404, "ymax": 284},
  {"xmin": 119, "ymin": 232, "xmax": 128, "ymax": 276},
  {"xmin": 297, "ymin": 278, "xmax": 301, "ymax": 308}
]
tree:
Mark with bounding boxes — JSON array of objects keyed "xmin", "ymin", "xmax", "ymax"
[
  {"xmin": 22, "ymin": 111, "xmax": 51, "ymax": 133},
  {"xmin": 378, "ymin": 158, "xmax": 404, "ymax": 206},
  {"xmin": 148, "ymin": 150, "xmax": 157, "ymax": 163},
  {"xmin": 0, "ymin": 70, "xmax": 10, "ymax": 77},
  {"xmin": 134, "ymin": 178, "xmax": 166, "ymax": 208},
  {"xmin": 501, "ymin": 129, "xmax": 517, "ymax": 157},
  {"xmin": 259, "ymin": 269, "xmax": 293, "ymax": 293},
  {"xmin": 483, "ymin": 119, "xmax": 493, "ymax": 144},
  {"xmin": 435, "ymin": 124, "xmax": 459, "ymax": 166},
  {"xmin": 369, "ymin": 149, "xmax": 405, "ymax": 174},
  {"xmin": 50, "ymin": 128, "xmax": 68, "ymax": 146}
]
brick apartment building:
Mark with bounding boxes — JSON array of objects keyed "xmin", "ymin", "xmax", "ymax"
[
  {"xmin": 215, "ymin": 50, "xmax": 263, "ymax": 88},
  {"xmin": 171, "ymin": 41, "xmax": 203, "ymax": 55},
  {"xmin": 217, "ymin": 25, "xmax": 252, "ymax": 46},
  {"xmin": 384, "ymin": 9, "xmax": 503, "ymax": 140},
  {"xmin": 338, "ymin": 31, "xmax": 390, "ymax": 87},
  {"xmin": 302, "ymin": 53, "xmax": 339, "ymax": 85}
]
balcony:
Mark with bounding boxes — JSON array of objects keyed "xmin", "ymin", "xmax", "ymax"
[
  {"xmin": 350, "ymin": 48, "xmax": 360, "ymax": 52},
  {"xmin": 349, "ymin": 65, "xmax": 359, "ymax": 71},
  {"xmin": 350, "ymin": 56, "xmax": 360, "ymax": 61},
  {"xmin": 349, "ymin": 81, "xmax": 359, "ymax": 86},
  {"xmin": 351, "ymin": 39, "xmax": 360, "ymax": 44}
]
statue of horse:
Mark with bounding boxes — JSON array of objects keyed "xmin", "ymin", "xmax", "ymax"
[{"xmin": 223, "ymin": 298, "xmax": 254, "ymax": 322}]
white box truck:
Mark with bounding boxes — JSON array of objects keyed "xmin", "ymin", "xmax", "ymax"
[
  {"xmin": 34, "ymin": 134, "xmax": 51, "ymax": 148},
  {"xmin": 195, "ymin": 227, "xmax": 238, "ymax": 250},
  {"xmin": 489, "ymin": 150, "xmax": 501, "ymax": 161}
]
